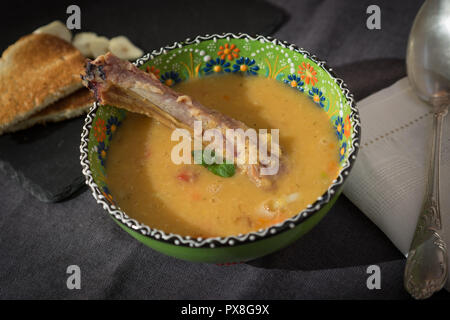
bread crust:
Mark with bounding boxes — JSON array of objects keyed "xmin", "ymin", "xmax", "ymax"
[
  {"xmin": 0, "ymin": 33, "xmax": 85, "ymax": 133},
  {"xmin": 4, "ymin": 89, "xmax": 94, "ymax": 133}
]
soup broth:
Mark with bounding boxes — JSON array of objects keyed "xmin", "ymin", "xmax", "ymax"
[{"xmin": 106, "ymin": 75, "xmax": 340, "ymax": 237}]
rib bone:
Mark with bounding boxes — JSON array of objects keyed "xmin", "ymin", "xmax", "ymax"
[{"xmin": 82, "ymin": 53, "xmax": 281, "ymax": 188}]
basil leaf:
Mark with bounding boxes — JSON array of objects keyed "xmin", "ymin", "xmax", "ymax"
[
  {"xmin": 206, "ymin": 162, "xmax": 236, "ymax": 178},
  {"xmin": 192, "ymin": 150, "xmax": 236, "ymax": 178}
]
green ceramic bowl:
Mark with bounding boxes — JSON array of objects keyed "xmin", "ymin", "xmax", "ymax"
[{"xmin": 80, "ymin": 33, "xmax": 360, "ymax": 263}]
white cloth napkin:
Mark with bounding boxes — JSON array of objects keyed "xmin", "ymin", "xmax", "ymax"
[{"xmin": 343, "ymin": 77, "xmax": 450, "ymax": 290}]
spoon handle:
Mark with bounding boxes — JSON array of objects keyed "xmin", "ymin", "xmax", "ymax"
[{"xmin": 404, "ymin": 107, "xmax": 448, "ymax": 299}]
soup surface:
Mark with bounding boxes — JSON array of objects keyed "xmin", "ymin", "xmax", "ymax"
[{"xmin": 106, "ymin": 75, "xmax": 340, "ymax": 237}]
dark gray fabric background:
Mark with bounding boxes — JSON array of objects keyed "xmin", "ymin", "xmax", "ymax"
[{"xmin": 1, "ymin": 0, "xmax": 449, "ymax": 299}]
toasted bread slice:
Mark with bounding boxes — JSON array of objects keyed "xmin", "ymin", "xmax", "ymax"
[
  {"xmin": 5, "ymin": 89, "xmax": 94, "ymax": 133},
  {"xmin": 0, "ymin": 33, "xmax": 85, "ymax": 134}
]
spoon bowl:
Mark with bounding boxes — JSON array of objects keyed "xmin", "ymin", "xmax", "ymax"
[{"xmin": 406, "ymin": 0, "xmax": 450, "ymax": 104}]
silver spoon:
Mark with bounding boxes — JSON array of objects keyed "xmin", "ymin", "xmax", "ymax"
[{"xmin": 404, "ymin": 0, "xmax": 449, "ymax": 299}]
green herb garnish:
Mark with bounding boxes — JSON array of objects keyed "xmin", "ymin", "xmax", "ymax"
[{"xmin": 192, "ymin": 150, "xmax": 236, "ymax": 178}]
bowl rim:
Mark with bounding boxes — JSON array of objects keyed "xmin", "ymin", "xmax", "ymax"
[{"xmin": 80, "ymin": 32, "xmax": 361, "ymax": 249}]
